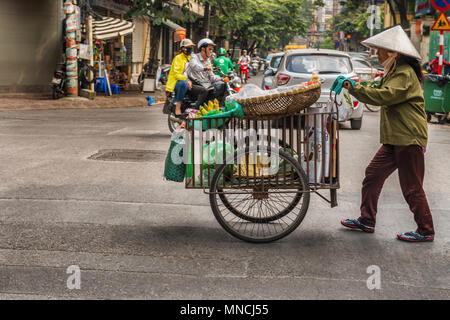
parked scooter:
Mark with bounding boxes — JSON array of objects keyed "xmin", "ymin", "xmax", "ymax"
[
  {"xmin": 139, "ymin": 58, "xmax": 159, "ymax": 89},
  {"xmin": 158, "ymin": 64, "xmax": 171, "ymax": 85},
  {"xmin": 50, "ymin": 63, "xmax": 66, "ymax": 99},
  {"xmin": 251, "ymin": 59, "xmax": 260, "ymax": 76}
]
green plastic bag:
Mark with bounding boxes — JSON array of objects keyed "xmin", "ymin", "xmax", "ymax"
[
  {"xmin": 225, "ymin": 100, "xmax": 245, "ymax": 117},
  {"xmin": 164, "ymin": 130, "xmax": 186, "ymax": 182},
  {"xmin": 202, "ymin": 141, "xmax": 234, "ymax": 169},
  {"xmin": 185, "ymin": 141, "xmax": 234, "ymax": 178}
]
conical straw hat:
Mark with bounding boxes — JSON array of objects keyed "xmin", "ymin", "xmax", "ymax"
[{"xmin": 362, "ymin": 25, "xmax": 421, "ymax": 60}]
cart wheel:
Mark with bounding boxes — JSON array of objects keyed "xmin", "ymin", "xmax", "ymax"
[
  {"xmin": 219, "ymin": 142, "xmax": 299, "ymax": 223},
  {"xmin": 209, "ymin": 147, "xmax": 310, "ymax": 243}
]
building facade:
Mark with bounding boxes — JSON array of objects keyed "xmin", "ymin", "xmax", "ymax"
[{"xmin": 0, "ymin": 0, "xmax": 63, "ymax": 93}]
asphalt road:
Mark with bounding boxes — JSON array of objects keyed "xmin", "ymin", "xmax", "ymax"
[{"xmin": 0, "ymin": 79, "xmax": 449, "ymax": 300}]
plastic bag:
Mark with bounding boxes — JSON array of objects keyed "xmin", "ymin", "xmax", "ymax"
[
  {"xmin": 202, "ymin": 141, "xmax": 234, "ymax": 168},
  {"xmin": 163, "ymin": 130, "xmax": 186, "ymax": 182}
]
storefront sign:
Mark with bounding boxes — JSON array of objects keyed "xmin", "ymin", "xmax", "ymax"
[
  {"xmin": 415, "ymin": 0, "xmax": 433, "ymax": 17},
  {"xmin": 174, "ymin": 29, "xmax": 186, "ymax": 42},
  {"xmin": 79, "ymin": 44, "xmax": 92, "ymax": 60}
]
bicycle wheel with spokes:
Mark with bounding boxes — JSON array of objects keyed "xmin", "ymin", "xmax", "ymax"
[{"xmin": 209, "ymin": 147, "xmax": 310, "ymax": 243}]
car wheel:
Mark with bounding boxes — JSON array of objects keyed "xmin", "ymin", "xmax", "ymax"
[{"xmin": 350, "ymin": 118, "xmax": 362, "ymax": 130}]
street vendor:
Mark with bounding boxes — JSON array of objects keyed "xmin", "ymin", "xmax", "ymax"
[{"xmin": 335, "ymin": 26, "xmax": 435, "ymax": 242}]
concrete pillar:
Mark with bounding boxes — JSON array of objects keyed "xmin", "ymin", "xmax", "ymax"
[{"xmin": 64, "ymin": 0, "xmax": 78, "ymax": 96}]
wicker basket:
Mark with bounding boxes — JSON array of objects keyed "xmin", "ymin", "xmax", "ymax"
[{"xmin": 235, "ymin": 82, "xmax": 321, "ymax": 117}]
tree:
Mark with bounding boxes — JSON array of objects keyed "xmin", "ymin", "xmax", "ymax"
[{"xmin": 126, "ymin": 0, "xmax": 198, "ymax": 75}]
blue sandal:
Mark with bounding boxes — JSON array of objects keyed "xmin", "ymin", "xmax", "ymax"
[
  {"xmin": 397, "ymin": 231, "xmax": 434, "ymax": 242},
  {"xmin": 341, "ymin": 218, "xmax": 375, "ymax": 233}
]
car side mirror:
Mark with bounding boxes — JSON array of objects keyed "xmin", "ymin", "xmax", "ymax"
[{"xmin": 264, "ymin": 69, "xmax": 276, "ymax": 76}]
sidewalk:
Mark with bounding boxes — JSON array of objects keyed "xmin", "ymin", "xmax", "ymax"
[{"xmin": 0, "ymin": 88, "xmax": 166, "ymax": 111}]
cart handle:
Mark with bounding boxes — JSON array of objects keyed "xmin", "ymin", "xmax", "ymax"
[{"xmin": 329, "ymin": 90, "xmax": 342, "ymax": 108}]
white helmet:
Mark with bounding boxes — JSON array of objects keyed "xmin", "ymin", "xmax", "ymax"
[
  {"xmin": 180, "ymin": 38, "xmax": 194, "ymax": 48},
  {"xmin": 198, "ymin": 38, "xmax": 215, "ymax": 50}
]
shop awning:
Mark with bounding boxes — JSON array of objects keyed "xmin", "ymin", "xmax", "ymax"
[
  {"xmin": 162, "ymin": 19, "xmax": 186, "ymax": 42},
  {"xmin": 93, "ymin": 17, "xmax": 135, "ymax": 40},
  {"xmin": 162, "ymin": 19, "xmax": 184, "ymax": 31}
]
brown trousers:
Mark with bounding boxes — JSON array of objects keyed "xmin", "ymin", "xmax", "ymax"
[{"xmin": 358, "ymin": 144, "xmax": 435, "ymax": 236}]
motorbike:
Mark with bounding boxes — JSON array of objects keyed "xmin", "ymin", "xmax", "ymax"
[
  {"xmin": 215, "ymin": 68, "xmax": 242, "ymax": 96},
  {"xmin": 139, "ymin": 58, "xmax": 160, "ymax": 89},
  {"xmin": 251, "ymin": 59, "xmax": 260, "ymax": 76},
  {"xmin": 51, "ymin": 59, "xmax": 96, "ymax": 99},
  {"xmin": 165, "ymin": 71, "xmax": 239, "ymax": 133},
  {"xmin": 239, "ymin": 61, "xmax": 249, "ymax": 84},
  {"xmin": 78, "ymin": 59, "xmax": 96, "ymax": 91},
  {"xmin": 158, "ymin": 64, "xmax": 171, "ymax": 85},
  {"xmin": 50, "ymin": 63, "xmax": 66, "ymax": 99}
]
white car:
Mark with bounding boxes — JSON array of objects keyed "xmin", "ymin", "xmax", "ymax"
[
  {"xmin": 273, "ymin": 49, "xmax": 364, "ymax": 129},
  {"xmin": 351, "ymin": 57, "xmax": 377, "ymax": 82},
  {"xmin": 261, "ymin": 52, "xmax": 284, "ymax": 90}
]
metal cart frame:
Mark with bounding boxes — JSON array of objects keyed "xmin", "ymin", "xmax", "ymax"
[{"xmin": 180, "ymin": 95, "xmax": 340, "ymax": 243}]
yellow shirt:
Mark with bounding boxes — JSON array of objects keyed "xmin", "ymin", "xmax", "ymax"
[{"xmin": 166, "ymin": 53, "xmax": 190, "ymax": 92}]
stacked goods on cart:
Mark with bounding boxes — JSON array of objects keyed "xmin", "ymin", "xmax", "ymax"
[
  {"xmin": 190, "ymin": 100, "xmax": 245, "ymax": 131},
  {"xmin": 194, "ymin": 99, "xmax": 220, "ymax": 118},
  {"xmin": 226, "ymin": 73, "xmax": 321, "ymax": 117}
]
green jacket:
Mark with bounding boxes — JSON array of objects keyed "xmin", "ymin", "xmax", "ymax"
[
  {"xmin": 349, "ymin": 61, "xmax": 428, "ymax": 147},
  {"xmin": 213, "ymin": 56, "xmax": 234, "ymax": 75}
]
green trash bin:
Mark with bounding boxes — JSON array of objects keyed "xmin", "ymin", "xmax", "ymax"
[{"xmin": 424, "ymin": 75, "xmax": 450, "ymax": 114}]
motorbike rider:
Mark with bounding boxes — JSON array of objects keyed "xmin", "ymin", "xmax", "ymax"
[
  {"xmin": 238, "ymin": 50, "xmax": 252, "ymax": 75},
  {"xmin": 213, "ymin": 47, "xmax": 234, "ymax": 76},
  {"xmin": 186, "ymin": 38, "xmax": 226, "ymax": 108},
  {"xmin": 165, "ymin": 38, "xmax": 195, "ymax": 117},
  {"xmin": 429, "ymin": 51, "xmax": 450, "ymax": 74}
]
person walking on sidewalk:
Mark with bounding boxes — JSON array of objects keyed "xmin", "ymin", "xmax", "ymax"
[{"xmin": 335, "ymin": 26, "xmax": 435, "ymax": 242}]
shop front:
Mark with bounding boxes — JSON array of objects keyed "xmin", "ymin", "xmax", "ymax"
[{"xmin": 88, "ymin": 0, "xmax": 135, "ymax": 93}]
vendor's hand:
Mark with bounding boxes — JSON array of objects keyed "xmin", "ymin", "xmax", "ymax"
[
  {"xmin": 331, "ymin": 76, "xmax": 345, "ymax": 91},
  {"xmin": 205, "ymin": 65, "xmax": 213, "ymax": 72},
  {"xmin": 343, "ymin": 80, "xmax": 351, "ymax": 89},
  {"xmin": 343, "ymin": 78, "xmax": 356, "ymax": 90}
]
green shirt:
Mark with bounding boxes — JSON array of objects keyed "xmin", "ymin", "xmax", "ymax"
[
  {"xmin": 213, "ymin": 56, "xmax": 234, "ymax": 76},
  {"xmin": 349, "ymin": 61, "xmax": 428, "ymax": 147}
]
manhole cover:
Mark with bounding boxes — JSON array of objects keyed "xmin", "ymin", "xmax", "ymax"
[{"xmin": 88, "ymin": 149, "xmax": 166, "ymax": 162}]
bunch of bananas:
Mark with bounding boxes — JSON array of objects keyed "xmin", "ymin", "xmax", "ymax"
[{"xmin": 195, "ymin": 99, "xmax": 221, "ymax": 118}]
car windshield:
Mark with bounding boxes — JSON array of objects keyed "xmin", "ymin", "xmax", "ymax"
[
  {"xmin": 286, "ymin": 54, "xmax": 352, "ymax": 74},
  {"xmin": 266, "ymin": 54, "xmax": 273, "ymax": 61},
  {"xmin": 271, "ymin": 56, "xmax": 282, "ymax": 68},
  {"xmin": 352, "ymin": 59, "xmax": 371, "ymax": 68}
]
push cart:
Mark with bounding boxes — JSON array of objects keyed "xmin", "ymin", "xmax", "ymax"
[{"xmin": 181, "ymin": 83, "xmax": 341, "ymax": 243}]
